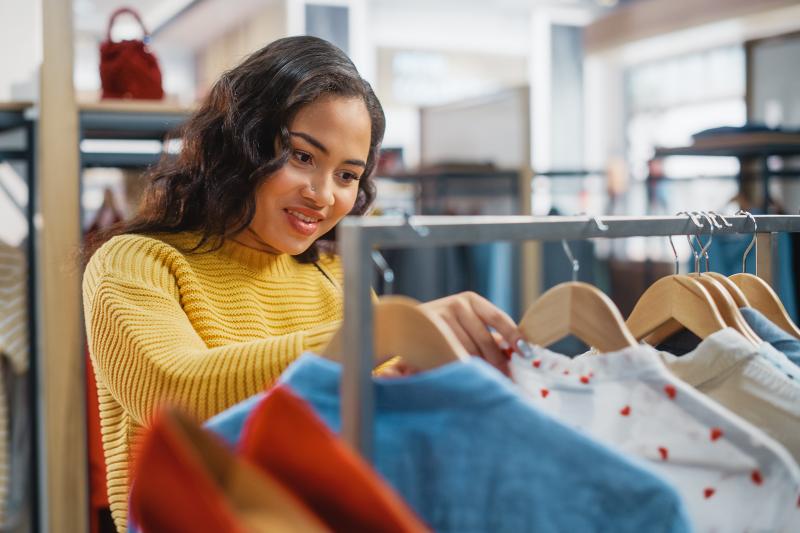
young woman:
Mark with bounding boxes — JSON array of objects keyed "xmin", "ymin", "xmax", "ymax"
[{"xmin": 83, "ymin": 35, "xmax": 520, "ymax": 531}]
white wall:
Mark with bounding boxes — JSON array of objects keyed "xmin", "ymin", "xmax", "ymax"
[
  {"xmin": 369, "ymin": 0, "xmax": 531, "ymax": 57},
  {"xmin": 0, "ymin": 0, "xmax": 41, "ymax": 101},
  {"xmin": 420, "ymin": 88, "xmax": 529, "ymax": 168},
  {"xmin": 368, "ymin": 1, "xmax": 533, "ymax": 170}
]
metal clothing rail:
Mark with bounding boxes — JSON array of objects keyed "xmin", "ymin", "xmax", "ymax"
[{"xmin": 337, "ymin": 214, "xmax": 800, "ymax": 458}]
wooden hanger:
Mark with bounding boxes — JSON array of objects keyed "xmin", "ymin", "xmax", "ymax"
[
  {"xmin": 729, "ymin": 210, "xmax": 800, "ymax": 339},
  {"xmin": 689, "ymin": 274, "xmax": 760, "ymax": 345},
  {"xmin": 704, "ymin": 271, "xmax": 750, "ymax": 307},
  {"xmin": 675, "ymin": 219, "xmax": 760, "ymax": 345},
  {"xmin": 631, "ymin": 222, "xmax": 727, "ymax": 345},
  {"xmin": 692, "ymin": 212, "xmax": 751, "ymax": 309},
  {"xmin": 627, "ymin": 274, "xmax": 727, "ymax": 346},
  {"xmin": 730, "ymin": 274, "xmax": 800, "ymax": 339},
  {"xmin": 519, "ymin": 281, "xmax": 638, "ymax": 353},
  {"xmin": 321, "ymin": 295, "xmax": 470, "ymax": 371}
]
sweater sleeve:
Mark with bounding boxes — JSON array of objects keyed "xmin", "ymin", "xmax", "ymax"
[{"xmin": 83, "ymin": 245, "xmax": 339, "ymax": 426}]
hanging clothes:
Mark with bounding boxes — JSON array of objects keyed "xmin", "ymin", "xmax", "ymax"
[
  {"xmin": 0, "ymin": 241, "xmax": 29, "ymax": 530},
  {"xmin": 741, "ymin": 307, "xmax": 800, "ymax": 367},
  {"xmin": 658, "ymin": 328, "xmax": 800, "ymax": 464},
  {"xmin": 209, "ymin": 353, "xmax": 692, "ymax": 533},
  {"xmin": 510, "ymin": 343, "xmax": 800, "ymax": 532},
  {"xmin": 129, "ymin": 408, "xmax": 328, "ymax": 533},
  {"xmin": 234, "ymin": 386, "xmax": 428, "ymax": 532}
]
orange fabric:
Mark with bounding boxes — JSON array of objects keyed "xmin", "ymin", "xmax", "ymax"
[
  {"xmin": 129, "ymin": 410, "xmax": 246, "ymax": 533},
  {"xmin": 239, "ymin": 386, "xmax": 429, "ymax": 532},
  {"xmin": 130, "ymin": 408, "xmax": 331, "ymax": 533}
]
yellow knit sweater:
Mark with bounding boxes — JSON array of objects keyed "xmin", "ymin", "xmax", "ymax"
[{"xmin": 82, "ymin": 232, "xmax": 344, "ymax": 532}]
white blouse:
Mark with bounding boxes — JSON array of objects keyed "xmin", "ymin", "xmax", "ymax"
[{"xmin": 510, "ymin": 341, "xmax": 800, "ymax": 533}]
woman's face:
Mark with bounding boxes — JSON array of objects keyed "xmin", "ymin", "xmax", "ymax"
[{"xmin": 243, "ymin": 95, "xmax": 372, "ymax": 255}]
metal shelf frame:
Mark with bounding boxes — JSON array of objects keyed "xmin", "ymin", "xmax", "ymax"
[
  {"xmin": 78, "ymin": 108, "xmax": 189, "ymax": 169},
  {"xmin": 338, "ymin": 214, "xmax": 800, "ymax": 458}
]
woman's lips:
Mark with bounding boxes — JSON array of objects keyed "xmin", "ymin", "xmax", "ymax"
[{"xmin": 284, "ymin": 208, "xmax": 320, "ymax": 236}]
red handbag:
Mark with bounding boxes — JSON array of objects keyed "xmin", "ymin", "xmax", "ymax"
[{"xmin": 99, "ymin": 7, "xmax": 164, "ymax": 100}]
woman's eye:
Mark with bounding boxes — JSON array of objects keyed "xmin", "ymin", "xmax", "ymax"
[
  {"xmin": 293, "ymin": 150, "xmax": 312, "ymax": 164},
  {"xmin": 338, "ymin": 171, "xmax": 361, "ymax": 184}
]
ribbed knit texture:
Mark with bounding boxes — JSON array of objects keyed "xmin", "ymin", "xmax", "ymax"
[
  {"xmin": 82, "ymin": 232, "xmax": 344, "ymax": 533},
  {"xmin": 0, "ymin": 241, "xmax": 29, "ymax": 527}
]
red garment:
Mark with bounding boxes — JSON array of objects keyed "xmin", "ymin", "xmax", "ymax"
[
  {"xmin": 129, "ymin": 410, "xmax": 245, "ymax": 533},
  {"xmin": 129, "ymin": 408, "xmax": 329, "ymax": 533},
  {"xmin": 85, "ymin": 347, "xmax": 109, "ymax": 528},
  {"xmin": 239, "ymin": 386, "xmax": 429, "ymax": 532}
]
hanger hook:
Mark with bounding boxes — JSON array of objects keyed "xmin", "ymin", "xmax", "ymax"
[
  {"xmin": 402, "ymin": 211, "xmax": 429, "ymax": 237},
  {"xmin": 677, "ymin": 211, "xmax": 703, "ymax": 273},
  {"xmin": 667, "ymin": 234, "xmax": 680, "ymax": 275},
  {"xmin": 591, "ymin": 216, "xmax": 609, "ymax": 231},
  {"xmin": 561, "ymin": 239, "xmax": 579, "ymax": 282},
  {"xmin": 689, "ymin": 211, "xmax": 713, "ymax": 272},
  {"xmin": 708, "ymin": 210, "xmax": 732, "ymax": 228},
  {"xmin": 681, "ymin": 210, "xmax": 705, "ymax": 228},
  {"xmin": 697, "ymin": 211, "xmax": 716, "ymax": 272},
  {"xmin": 736, "ymin": 209, "xmax": 758, "ymax": 275},
  {"xmin": 700, "ymin": 210, "xmax": 722, "ymax": 229}
]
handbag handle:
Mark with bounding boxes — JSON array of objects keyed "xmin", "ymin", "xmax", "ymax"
[{"xmin": 105, "ymin": 7, "xmax": 150, "ymax": 42}]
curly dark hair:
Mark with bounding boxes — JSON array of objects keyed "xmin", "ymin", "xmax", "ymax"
[{"xmin": 85, "ymin": 35, "xmax": 385, "ymax": 263}]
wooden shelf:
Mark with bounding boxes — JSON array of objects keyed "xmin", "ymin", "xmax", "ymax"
[
  {"xmin": 0, "ymin": 101, "xmax": 33, "ymax": 112},
  {"xmin": 78, "ymin": 99, "xmax": 195, "ymax": 114},
  {"xmin": 79, "ymin": 102, "xmax": 192, "ymax": 141},
  {"xmin": 654, "ymin": 131, "xmax": 800, "ymax": 158}
]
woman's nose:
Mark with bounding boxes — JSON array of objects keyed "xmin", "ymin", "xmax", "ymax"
[{"xmin": 301, "ymin": 175, "xmax": 334, "ymax": 206}]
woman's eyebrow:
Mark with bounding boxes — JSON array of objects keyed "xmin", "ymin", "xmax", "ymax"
[
  {"xmin": 290, "ymin": 131, "xmax": 366, "ymax": 167},
  {"xmin": 290, "ymin": 131, "xmax": 328, "ymax": 154}
]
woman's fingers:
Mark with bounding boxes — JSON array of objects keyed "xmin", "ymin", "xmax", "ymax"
[
  {"xmin": 452, "ymin": 298, "xmax": 506, "ymax": 368},
  {"xmin": 419, "ymin": 292, "xmax": 521, "ymax": 373},
  {"xmin": 439, "ymin": 312, "xmax": 480, "ymax": 357},
  {"xmin": 465, "ymin": 292, "xmax": 522, "ymax": 349}
]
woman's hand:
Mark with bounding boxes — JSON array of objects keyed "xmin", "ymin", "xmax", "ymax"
[{"xmin": 420, "ymin": 291, "xmax": 522, "ymax": 374}]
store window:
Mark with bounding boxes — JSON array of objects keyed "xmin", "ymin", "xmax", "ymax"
[{"xmin": 625, "ymin": 46, "xmax": 746, "ymax": 216}]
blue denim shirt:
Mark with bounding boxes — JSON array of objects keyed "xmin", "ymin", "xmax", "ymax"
[
  {"xmin": 742, "ymin": 307, "xmax": 800, "ymax": 368},
  {"xmin": 207, "ymin": 354, "xmax": 691, "ymax": 533}
]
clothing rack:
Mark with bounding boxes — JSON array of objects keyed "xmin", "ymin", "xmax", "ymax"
[
  {"xmin": 0, "ymin": 102, "xmax": 39, "ymax": 532},
  {"xmin": 337, "ymin": 214, "xmax": 800, "ymax": 459}
]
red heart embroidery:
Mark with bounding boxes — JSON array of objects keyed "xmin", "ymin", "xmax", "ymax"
[
  {"xmin": 658, "ymin": 447, "xmax": 669, "ymax": 461},
  {"xmin": 532, "ymin": 359, "xmax": 542, "ymax": 368},
  {"xmin": 620, "ymin": 405, "xmax": 631, "ymax": 416},
  {"xmin": 502, "ymin": 346, "xmax": 514, "ymax": 359},
  {"xmin": 751, "ymin": 470, "xmax": 763, "ymax": 486},
  {"xmin": 580, "ymin": 376, "xmax": 590, "ymax": 384},
  {"xmin": 540, "ymin": 388, "xmax": 550, "ymax": 398},
  {"xmin": 664, "ymin": 384, "xmax": 677, "ymax": 399},
  {"xmin": 710, "ymin": 428, "xmax": 723, "ymax": 441},
  {"xmin": 704, "ymin": 488, "xmax": 715, "ymax": 499}
]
